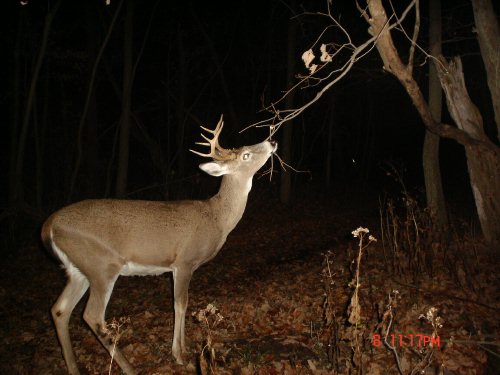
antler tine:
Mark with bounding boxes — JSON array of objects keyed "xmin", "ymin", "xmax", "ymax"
[
  {"xmin": 200, "ymin": 133, "xmax": 212, "ymax": 143},
  {"xmin": 206, "ymin": 114, "xmax": 224, "ymax": 150},
  {"xmin": 189, "ymin": 148, "xmax": 212, "ymax": 158},
  {"xmin": 190, "ymin": 114, "xmax": 235, "ymax": 160},
  {"xmin": 195, "ymin": 141, "xmax": 211, "ymax": 146}
]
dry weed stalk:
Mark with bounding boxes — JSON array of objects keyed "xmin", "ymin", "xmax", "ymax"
[
  {"xmin": 379, "ymin": 164, "xmax": 447, "ymax": 282},
  {"xmin": 321, "ymin": 250, "xmax": 340, "ymax": 369},
  {"xmin": 193, "ymin": 303, "xmax": 225, "ymax": 374},
  {"xmin": 379, "ymin": 292, "xmax": 444, "ymax": 375},
  {"xmin": 102, "ymin": 317, "xmax": 130, "ymax": 375},
  {"xmin": 322, "ymin": 228, "xmax": 376, "ymax": 373},
  {"xmin": 347, "ymin": 227, "xmax": 377, "ymax": 371},
  {"xmin": 379, "ymin": 163, "xmax": 484, "ymax": 300}
]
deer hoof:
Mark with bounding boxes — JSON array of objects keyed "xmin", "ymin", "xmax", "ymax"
[{"xmin": 175, "ymin": 355, "xmax": 184, "ymax": 365}]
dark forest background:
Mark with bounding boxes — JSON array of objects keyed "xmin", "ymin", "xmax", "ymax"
[
  {"xmin": 1, "ymin": 0, "xmax": 497, "ymax": 247},
  {"xmin": 2, "ymin": 1, "xmax": 500, "ymax": 373}
]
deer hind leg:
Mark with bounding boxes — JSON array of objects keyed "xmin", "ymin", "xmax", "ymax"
[
  {"xmin": 51, "ymin": 264, "xmax": 89, "ymax": 375},
  {"xmin": 83, "ymin": 271, "xmax": 137, "ymax": 375},
  {"xmin": 172, "ymin": 267, "xmax": 192, "ymax": 364}
]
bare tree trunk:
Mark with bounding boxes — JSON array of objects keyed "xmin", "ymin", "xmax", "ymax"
[
  {"xmin": 116, "ymin": 0, "xmax": 134, "ymax": 197},
  {"xmin": 360, "ymin": 96, "xmax": 375, "ymax": 183},
  {"xmin": 10, "ymin": 0, "xmax": 61, "ymax": 209},
  {"xmin": 438, "ymin": 58, "xmax": 500, "ymax": 250},
  {"xmin": 280, "ymin": 1, "xmax": 297, "ymax": 204},
  {"xmin": 34, "ymin": 92, "xmax": 43, "ymax": 211},
  {"xmin": 175, "ymin": 29, "xmax": 187, "ymax": 197},
  {"xmin": 325, "ymin": 97, "xmax": 336, "ymax": 188},
  {"xmin": 471, "ymin": 0, "xmax": 500, "ymax": 141},
  {"xmin": 84, "ymin": 3, "xmax": 101, "ymax": 198},
  {"xmin": 423, "ymin": 0, "xmax": 447, "ymax": 227},
  {"xmin": 192, "ymin": 7, "xmax": 238, "ymax": 128},
  {"xmin": 68, "ymin": 0, "xmax": 123, "ymax": 201},
  {"xmin": 366, "ymin": 0, "xmax": 500, "ymax": 250},
  {"xmin": 8, "ymin": 10, "xmax": 24, "ymax": 209}
]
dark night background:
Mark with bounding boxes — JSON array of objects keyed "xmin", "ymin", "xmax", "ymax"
[
  {"xmin": 2, "ymin": 0, "xmax": 496, "ymax": 216},
  {"xmin": 1, "ymin": 0, "xmax": 500, "ymax": 373}
]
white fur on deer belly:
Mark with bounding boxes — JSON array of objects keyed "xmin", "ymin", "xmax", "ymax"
[{"xmin": 120, "ymin": 262, "xmax": 173, "ymax": 276}]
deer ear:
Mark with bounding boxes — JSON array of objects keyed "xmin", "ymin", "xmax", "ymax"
[{"xmin": 199, "ymin": 162, "xmax": 229, "ymax": 176}]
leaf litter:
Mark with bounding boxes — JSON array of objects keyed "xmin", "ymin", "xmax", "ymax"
[{"xmin": 0, "ymin": 191, "xmax": 498, "ymax": 374}]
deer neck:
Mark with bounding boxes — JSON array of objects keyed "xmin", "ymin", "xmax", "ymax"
[{"xmin": 209, "ymin": 174, "xmax": 252, "ymax": 234}]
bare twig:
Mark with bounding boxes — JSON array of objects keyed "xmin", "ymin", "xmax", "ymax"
[
  {"xmin": 382, "ymin": 291, "xmax": 405, "ymax": 375},
  {"xmin": 243, "ymin": 0, "xmax": 423, "ymax": 138}
]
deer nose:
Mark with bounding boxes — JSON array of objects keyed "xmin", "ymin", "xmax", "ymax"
[{"xmin": 269, "ymin": 140, "xmax": 278, "ymax": 152}]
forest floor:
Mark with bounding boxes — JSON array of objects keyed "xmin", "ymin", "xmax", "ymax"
[{"xmin": 1, "ymin": 186, "xmax": 499, "ymax": 374}]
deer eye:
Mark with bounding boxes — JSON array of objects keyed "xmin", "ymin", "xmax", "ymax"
[{"xmin": 242, "ymin": 152, "xmax": 251, "ymax": 160}]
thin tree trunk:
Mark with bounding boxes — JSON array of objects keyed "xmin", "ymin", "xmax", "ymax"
[
  {"xmin": 280, "ymin": 1, "xmax": 297, "ymax": 204},
  {"xmin": 176, "ymin": 29, "xmax": 187, "ymax": 195},
  {"xmin": 360, "ymin": 96, "xmax": 375, "ymax": 183},
  {"xmin": 11, "ymin": 0, "xmax": 61, "ymax": 209},
  {"xmin": 84, "ymin": 3, "xmax": 101, "ymax": 198},
  {"xmin": 68, "ymin": 0, "xmax": 123, "ymax": 201},
  {"xmin": 192, "ymin": 6, "xmax": 238, "ymax": 128},
  {"xmin": 423, "ymin": 0, "xmax": 447, "ymax": 227},
  {"xmin": 471, "ymin": 0, "xmax": 500, "ymax": 141},
  {"xmin": 116, "ymin": 0, "xmax": 159, "ymax": 200},
  {"xmin": 325, "ymin": 97, "xmax": 336, "ymax": 188},
  {"xmin": 8, "ymin": 9, "xmax": 24, "ymax": 209},
  {"xmin": 115, "ymin": 0, "xmax": 134, "ymax": 197},
  {"xmin": 34, "ymin": 93, "xmax": 42, "ymax": 211}
]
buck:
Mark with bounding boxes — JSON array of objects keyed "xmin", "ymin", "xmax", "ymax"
[{"xmin": 42, "ymin": 115, "xmax": 277, "ymax": 375}]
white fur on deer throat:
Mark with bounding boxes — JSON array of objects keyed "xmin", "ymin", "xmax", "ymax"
[{"xmin": 244, "ymin": 178, "xmax": 252, "ymax": 195}]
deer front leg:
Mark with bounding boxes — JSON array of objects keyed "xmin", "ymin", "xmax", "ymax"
[{"xmin": 172, "ymin": 267, "xmax": 192, "ymax": 364}]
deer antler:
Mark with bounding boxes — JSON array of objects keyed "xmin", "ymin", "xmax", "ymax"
[{"xmin": 190, "ymin": 115, "xmax": 236, "ymax": 160}]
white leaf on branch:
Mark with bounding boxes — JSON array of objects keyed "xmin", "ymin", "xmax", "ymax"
[
  {"xmin": 302, "ymin": 49, "xmax": 315, "ymax": 69},
  {"xmin": 320, "ymin": 44, "xmax": 332, "ymax": 62}
]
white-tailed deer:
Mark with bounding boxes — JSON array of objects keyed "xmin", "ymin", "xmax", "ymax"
[{"xmin": 42, "ymin": 115, "xmax": 277, "ymax": 375}]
